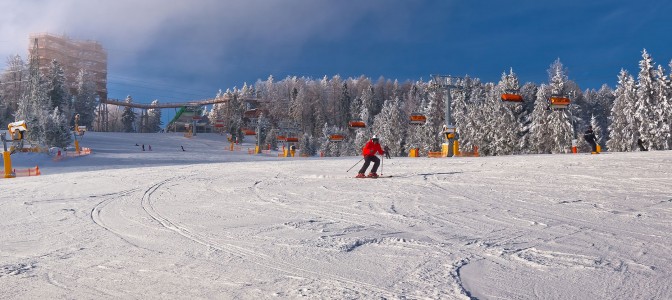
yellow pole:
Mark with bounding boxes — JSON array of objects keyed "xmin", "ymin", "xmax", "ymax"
[
  {"xmin": 3, "ymin": 151, "xmax": 14, "ymax": 178},
  {"xmin": 441, "ymin": 143, "xmax": 449, "ymax": 157},
  {"xmin": 453, "ymin": 140, "xmax": 460, "ymax": 156},
  {"xmin": 75, "ymin": 139, "xmax": 81, "ymax": 154}
]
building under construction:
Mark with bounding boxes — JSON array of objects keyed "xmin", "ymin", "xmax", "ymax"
[{"xmin": 28, "ymin": 33, "xmax": 107, "ymax": 100}]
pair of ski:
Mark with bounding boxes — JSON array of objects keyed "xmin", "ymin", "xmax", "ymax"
[{"xmin": 354, "ymin": 174, "xmax": 393, "ymax": 179}]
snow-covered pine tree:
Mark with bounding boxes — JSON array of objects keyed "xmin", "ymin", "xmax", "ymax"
[
  {"xmin": 372, "ymin": 96, "xmax": 404, "ymax": 156},
  {"xmin": 298, "ymin": 132, "xmax": 316, "ymax": 156},
  {"xmin": 451, "ymin": 78, "xmax": 471, "ymax": 151},
  {"xmin": 593, "ymin": 84, "xmax": 615, "ymax": 143},
  {"xmin": 43, "ymin": 106, "xmax": 71, "ymax": 148},
  {"xmin": 264, "ymin": 127, "xmax": 278, "ymax": 150},
  {"xmin": 653, "ymin": 64, "xmax": 671, "ymax": 149},
  {"xmin": 517, "ymin": 82, "xmax": 538, "ymax": 154},
  {"xmin": 72, "ymin": 69, "xmax": 98, "ymax": 129},
  {"xmin": 224, "ymin": 90, "xmax": 245, "ymax": 142},
  {"xmin": 417, "ymin": 85, "xmax": 444, "ymax": 154},
  {"xmin": 360, "ymin": 85, "xmax": 374, "ymax": 127},
  {"xmin": 405, "ymin": 93, "xmax": 426, "ymax": 154},
  {"xmin": 458, "ymin": 78, "xmax": 486, "ymax": 153},
  {"xmin": 492, "ymin": 70, "xmax": 524, "ymax": 155},
  {"xmin": 147, "ymin": 100, "xmax": 162, "ymax": 132},
  {"xmin": 528, "ymin": 84, "xmax": 554, "ymax": 153},
  {"xmin": 350, "ymin": 85, "xmax": 375, "ymax": 153},
  {"xmin": 15, "ymin": 55, "xmax": 49, "ymax": 144},
  {"xmin": 121, "ymin": 96, "xmax": 136, "ymax": 132},
  {"xmin": 589, "ymin": 114, "xmax": 603, "ymax": 149},
  {"xmin": 45, "ymin": 59, "xmax": 70, "ymax": 115},
  {"xmin": 635, "ymin": 49, "xmax": 659, "ymax": 150},
  {"xmin": 0, "ymin": 55, "xmax": 27, "ymax": 124},
  {"xmin": 529, "ymin": 59, "xmax": 574, "ymax": 153},
  {"xmin": 607, "ymin": 69, "xmax": 638, "ymax": 151},
  {"xmin": 476, "ymin": 82, "xmax": 499, "ymax": 156},
  {"xmin": 319, "ymin": 123, "xmax": 341, "ymax": 157}
]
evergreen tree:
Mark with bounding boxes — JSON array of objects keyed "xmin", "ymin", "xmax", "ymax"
[
  {"xmin": 45, "ymin": 59, "xmax": 70, "ymax": 114},
  {"xmin": 635, "ymin": 49, "xmax": 658, "ymax": 149},
  {"xmin": 43, "ymin": 106, "xmax": 71, "ymax": 148},
  {"xmin": 121, "ymin": 96, "xmax": 136, "ymax": 132},
  {"xmin": 372, "ymin": 97, "xmax": 405, "ymax": 156},
  {"xmin": 653, "ymin": 64, "xmax": 671, "ymax": 149},
  {"xmin": 590, "ymin": 114, "xmax": 603, "ymax": 149},
  {"xmin": 72, "ymin": 69, "xmax": 98, "ymax": 128},
  {"xmin": 593, "ymin": 84, "xmax": 615, "ymax": 143},
  {"xmin": 492, "ymin": 71, "xmax": 523, "ymax": 155},
  {"xmin": 417, "ymin": 87, "xmax": 443, "ymax": 154},
  {"xmin": 528, "ymin": 60, "xmax": 574, "ymax": 153},
  {"xmin": 147, "ymin": 99, "xmax": 162, "ymax": 132},
  {"xmin": 607, "ymin": 70, "xmax": 638, "ymax": 151},
  {"xmin": 319, "ymin": 123, "xmax": 342, "ymax": 157},
  {"xmin": 16, "ymin": 55, "xmax": 49, "ymax": 145},
  {"xmin": 0, "ymin": 55, "xmax": 27, "ymax": 124}
]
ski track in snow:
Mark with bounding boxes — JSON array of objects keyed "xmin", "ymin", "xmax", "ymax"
[{"xmin": 138, "ymin": 175, "xmax": 405, "ymax": 298}]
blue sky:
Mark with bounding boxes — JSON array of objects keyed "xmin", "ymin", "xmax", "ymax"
[{"xmin": 1, "ymin": 0, "xmax": 671, "ymax": 104}]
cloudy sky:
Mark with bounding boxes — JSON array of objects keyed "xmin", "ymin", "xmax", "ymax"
[{"xmin": 1, "ymin": 0, "xmax": 671, "ymax": 103}]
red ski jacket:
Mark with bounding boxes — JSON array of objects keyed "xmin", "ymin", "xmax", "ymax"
[{"xmin": 362, "ymin": 139, "xmax": 384, "ymax": 157}]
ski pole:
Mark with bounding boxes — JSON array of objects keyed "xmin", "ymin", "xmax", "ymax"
[
  {"xmin": 347, "ymin": 157, "xmax": 364, "ymax": 172},
  {"xmin": 380, "ymin": 154, "xmax": 384, "ymax": 176}
]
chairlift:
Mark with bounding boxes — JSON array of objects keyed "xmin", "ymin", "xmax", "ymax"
[
  {"xmin": 242, "ymin": 128, "xmax": 256, "ymax": 135},
  {"xmin": 285, "ymin": 137, "xmax": 299, "ymax": 143},
  {"xmin": 348, "ymin": 120, "xmax": 366, "ymax": 129},
  {"xmin": 409, "ymin": 113, "xmax": 427, "ymax": 125},
  {"xmin": 328, "ymin": 134, "xmax": 345, "ymax": 142},
  {"xmin": 276, "ymin": 135, "xmax": 287, "ymax": 142},
  {"xmin": 549, "ymin": 94, "xmax": 570, "ymax": 109},
  {"xmin": 501, "ymin": 93, "xmax": 523, "ymax": 103}
]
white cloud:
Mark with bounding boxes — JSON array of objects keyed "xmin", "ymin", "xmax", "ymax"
[{"xmin": 0, "ymin": 0, "xmax": 402, "ymax": 70}]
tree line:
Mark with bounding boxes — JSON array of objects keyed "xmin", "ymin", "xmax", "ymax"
[
  {"xmin": 212, "ymin": 50, "xmax": 670, "ymax": 156},
  {"xmin": 1, "ymin": 50, "xmax": 669, "ymax": 155},
  {"xmin": 0, "ymin": 55, "xmax": 162, "ymax": 148}
]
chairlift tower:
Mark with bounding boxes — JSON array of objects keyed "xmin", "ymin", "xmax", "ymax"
[{"xmin": 431, "ymin": 74, "xmax": 463, "ymax": 157}]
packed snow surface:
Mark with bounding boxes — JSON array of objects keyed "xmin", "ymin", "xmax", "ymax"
[{"xmin": 1, "ymin": 132, "xmax": 671, "ymax": 299}]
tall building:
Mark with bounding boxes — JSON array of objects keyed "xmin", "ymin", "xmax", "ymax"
[{"xmin": 28, "ymin": 33, "xmax": 107, "ymax": 100}]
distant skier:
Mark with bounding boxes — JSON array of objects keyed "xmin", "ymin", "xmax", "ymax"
[
  {"xmin": 181, "ymin": 145, "xmax": 185, "ymax": 151},
  {"xmin": 637, "ymin": 138, "xmax": 648, "ymax": 151},
  {"xmin": 383, "ymin": 145, "xmax": 391, "ymax": 159},
  {"xmin": 148, "ymin": 145, "xmax": 152, "ymax": 151},
  {"xmin": 142, "ymin": 144, "xmax": 145, "ymax": 151},
  {"xmin": 356, "ymin": 135, "xmax": 385, "ymax": 178},
  {"xmin": 583, "ymin": 126, "xmax": 597, "ymax": 153}
]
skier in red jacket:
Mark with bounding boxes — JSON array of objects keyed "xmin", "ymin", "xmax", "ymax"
[{"xmin": 356, "ymin": 135, "xmax": 385, "ymax": 178}]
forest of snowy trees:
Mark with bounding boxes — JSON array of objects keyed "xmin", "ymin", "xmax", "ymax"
[
  {"xmin": 1, "ymin": 49, "xmax": 670, "ymax": 155},
  {"xmin": 210, "ymin": 50, "xmax": 670, "ymax": 157},
  {"xmin": 0, "ymin": 55, "xmax": 161, "ymax": 148}
]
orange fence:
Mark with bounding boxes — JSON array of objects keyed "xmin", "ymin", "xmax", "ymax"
[
  {"xmin": 53, "ymin": 148, "xmax": 92, "ymax": 161},
  {"xmin": 14, "ymin": 166, "xmax": 41, "ymax": 177},
  {"xmin": 427, "ymin": 151, "xmax": 443, "ymax": 158}
]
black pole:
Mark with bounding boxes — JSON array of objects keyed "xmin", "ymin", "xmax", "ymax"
[{"xmin": 347, "ymin": 157, "xmax": 364, "ymax": 172}]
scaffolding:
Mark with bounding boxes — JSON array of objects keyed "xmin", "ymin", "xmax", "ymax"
[{"xmin": 28, "ymin": 33, "xmax": 108, "ymax": 100}]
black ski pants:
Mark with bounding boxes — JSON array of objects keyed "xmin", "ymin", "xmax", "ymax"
[
  {"xmin": 358, "ymin": 155, "xmax": 380, "ymax": 174},
  {"xmin": 587, "ymin": 139, "xmax": 597, "ymax": 152}
]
